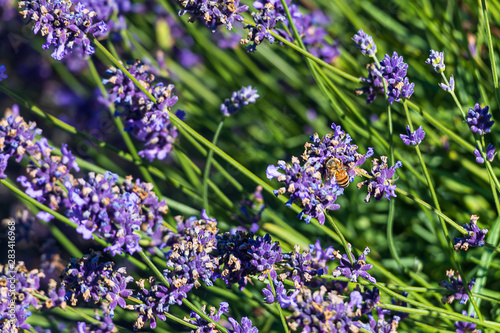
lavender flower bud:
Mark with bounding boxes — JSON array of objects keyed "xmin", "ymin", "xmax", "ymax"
[
  {"xmin": 439, "ymin": 76, "xmax": 455, "ymax": 92},
  {"xmin": 352, "ymin": 29, "xmax": 377, "ymax": 56},
  {"xmin": 466, "ymin": 103, "xmax": 494, "ymax": 135},
  {"xmin": 400, "ymin": 125, "xmax": 425, "ymax": 146},
  {"xmin": 453, "ymin": 215, "xmax": 488, "ymax": 251},
  {"xmin": 221, "ymin": 86, "xmax": 259, "ymax": 117},
  {"xmin": 426, "ymin": 50, "xmax": 446, "ymax": 73},
  {"xmin": 439, "ymin": 270, "xmax": 475, "ymax": 304},
  {"xmin": 332, "ymin": 245, "xmax": 376, "ymax": 283},
  {"xmin": 473, "ymin": 144, "xmax": 495, "ymax": 164}
]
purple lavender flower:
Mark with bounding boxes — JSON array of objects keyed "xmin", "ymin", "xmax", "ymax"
[
  {"xmin": 379, "ymin": 51, "xmax": 415, "ymax": 103},
  {"xmin": 186, "ymin": 302, "xmax": 228, "ymax": 333},
  {"xmin": 439, "ymin": 76, "xmax": 455, "ymax": 92},
  {"xmin": 0, "ymin": 64, "xmax": 6, "ymax": 81},
  {"xmin": 355, "ymin": 63, "xmax": 384, "ymax": 104},
  {"xmin": 455, "ymin": 311, "xmax": 482, "ymax": 333},
  {"xmin": 332, "ymin": 245, "xmax": 376, "ymax": 283},
  {"xmin": 177, "ymin": 0, "xmax": 249, "ymax": 32},
  {"xmin": 466, "ymin": 103, "xmax": 494, "ymax": 135},
  {"xmin": 17, "ymin": 138, "xmax": 79, "ymax": 222},
  {"xmin": 439, "ymin": 270, "xmax": 475, "ymax": 304},
  {"xmin": 454, "ymin": 215, "xmax": 488, "ymax": 251},
  {"xmin": 286, "ymin": 287, "xmax": 363, "ymax": 332},
  {"xmin": 0, "ymin": 105, "xmax": 41, "ymax": 163},
  {"xmin": 104, "ymin": 61, "xmax": 180, "ymax": 161},
  {"xmin": 400, "ymin": 125, "xmax": 425, "ymax": 146},
  {"xmin": 19, "ymin": 0, "xmax": 108, "ymax": 60},
  {"xmin": 0, "ymin": 262, "xmax": 43, "ymax": 332},
  {"xmin": 357, "ymin": 156, "xmax": 402, "ymax": 202},
  {"xmin": 473, "ymin": 144, "xmax": 495, "ymax": 164},
  {"xmin": 267, "ymin": 122, "xmax": 373, "ymax": 224},
  {"xmin": 262, "ymin": 271, "xmax": 299, "ymax": 308},
  {"xmin": 228, "ymin": 317, "xmax": 259, "ymax": 333},
  {"xmin": 283, "ymin": 241, "xmax": 338, "ymax": 288},
  {"xmin": 216, "ymin": 231, "xmax": 282, "ymax": 288},
  {"xmin": 426, "ymin": 50, "xmax": 446, "ymax": 73},
  {"xmin": 221, "ymin": 86, "xmax": 260, "ymax": 117},
  {"xmin": 352, "ymin": 29, "xmax": 377, "ymax": 56},
  {"xmin": 66, "ymin": 172, "xmax": 168, "ymax": 256},
  {"xmin": 243, "ymin": 4, "xmax": 285, "ymax": 51},
  {"xmin": 60, "ymin": 251, "xmax": 134, "ymax": 317},
  {"xmin": 164, "ymin": 213, "xmax": 219, "ymax": 290},
  {"xmin": 357, "ymin": 307, "xmax": 401, "ymax": 333}
]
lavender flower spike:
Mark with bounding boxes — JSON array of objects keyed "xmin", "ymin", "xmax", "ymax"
[
  {"xmin": 466, "ymin": 103, "xmax": 494, "ymax": 135},
  {"xmin": 357, "ymin": 156, "xmax": 403, "ymax": 202},
  {"xmin": 19, "ymin": 0, "xmax": 108, "ymax": 60},
  {"xmin": 400, "ymin": 125, "xmax": 425, "ymax": 146},
  {"xmin": 352, "ymin": 29, "xmax": 377, "ymax": 56},
  {"xmin": 454, "ymin": 215, "xmax": 488, "ymax": 251},
  {"xmin": 439, "ymin": 270, "xmax": 475, "ymax": 304},
  {"xmin": 473, "ymin": 143, "xmax": 495, "ymax": 164},
  {"xmin": 426, "ymin": 50, "xmax": 446, "ymax": 73},
  {"xmin": 439, "ymin": 75, "xmax": 455, "ymax": 92},
  {"xmin": 0, "ymin": 65, "xmax": 7, "ymax": 81},
  {"xmin": 333, "ymin": 245, "xmax": 376, "ymax": 283},
  {"xmin": 455, "ymin": 311, "xmax": 482, "ymax": 333},
  {"xmin": 221, "ymin": 86, "xmax": 259, "ymax": 117}
]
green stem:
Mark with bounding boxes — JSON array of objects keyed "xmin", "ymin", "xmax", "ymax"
[
  {"xmin": 203, "ymin": 117, "xmax": 225, "ymax": 215},
  {"xmin": 267, "ymin": 272, "xmax": 290, "ymax": 333},
  {"xmin": 325, "ymin": 213, "xmax": 355, "ymax": 264},
  {"xmin": 479, "ymin": 0, "xmax": 500, "ymax": 107}
]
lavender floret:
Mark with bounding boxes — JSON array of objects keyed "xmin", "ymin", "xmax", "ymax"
[
  {"xmin": 454, "ymin": 215, "xmax": 488, "ymax": 251},
  {"xmin": 426, "ymin": 50, "xmax": 446, "ymax": 73},
  {"xmin": 400, "ymin": 125, "xmax": 425, "ymax": 146},
  {"xmin": 466, "ymin": 103, "xmax": 494, "ymax": 135},
  {"xmin": 352, "ymin": 29, "xmax": 377, "ymax": 56},
  {"xmin": 221, "ymin": 86, "xmax": 259, "ymax": 117}
]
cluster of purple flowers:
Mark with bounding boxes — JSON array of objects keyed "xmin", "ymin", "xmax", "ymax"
[
  {"xmin": 467, "ymin": 104, "xmax": 494, "ymax": 135},
  {"xmin": 357, "ymin": 156, "xmax": 402, "ymax": 202},
  {"xmin": 455, "ymin": 311, "xmax": 482, "ymax": 333},
  {"xmin": 60, "ymin": 251, "xmax": 133, "ymax": 317},
  {"xmin": 379, "ymin": 51, "xmax": 415, "ymax": 103},
  {"xmin": 439, "ymin": 270, "xmax": 475, "ymax": 305},
  {"xmin": 425, "ymin": 50, "xmax": 456, "ymax": 92},
  {"xmin": 242, "ymin": 3, "xmax": 284, "ymax": 51},
  {"xmin": 453, "ymin": 215, "xmax": 488, "ymax": 251},
  {"xmin": 353, "ymin": 31, "xmax": 414, "ymax": 104},
  {"xmin": 473, "ymin": 144, "xmax": 496, "ymax": 164},
  {"xmin": 221, "ymin": 86, "xmax": 260, "ymax": 117},
  {"xmin": 400, "ymin": 125, "xmax": 426, "ymax": 146},
  {"xmin": 332, "ymin": 245, "xmax": 377, "ymax": 283},
  {"xmin": 104, "ymin": 60, "xmax": 181, "ymax": 161},
  {"xmin": 19, "ymin": 0, "xmax": 108, "ymax": 60},
  {"xmin": 66, "ymin": 171, "xmax": 168, "ymax": 256},
  {"xmin": 177, "ymin": 0, "xmax": 249, "ymax": 32},
  {"xmin": 267, "ymin": 122, "xmax": 375, "ymax": 224}
]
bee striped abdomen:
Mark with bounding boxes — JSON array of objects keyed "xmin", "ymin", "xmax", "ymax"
[{"xmin": 335, "ymin": 170, "xmax": 350, "ymax": 188}]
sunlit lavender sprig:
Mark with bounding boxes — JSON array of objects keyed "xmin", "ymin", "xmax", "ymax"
[
  {"xmin": 453, "ymin": 215, "xmax": 488, "ymax": 251},
  {"xmin": 243, "ymin": 4, "xmax": 285, "ymax": 52},
  {"xmin": 104, "ymin": 61, "xmax": 181, "ymax": 161},
  {"xmin": 426, "ymin": 50, "xmax": 446, "ymax": 73},
  {"xmin": 267, "ymin": 122, "xmax": 373, "ymax": 224},
  {"xmin": 439, "ymin": 270, "xmax": 475, "ymax": 304},
  {"xmin": 221, "ymin": 86, "xmax": 259, "ymax": 117},
  {"xmin": 19, "ymin": 0, "xmax": 108, "ymax": 60},
  {"xmin": 357, "ymin": 156, "xmax": 402, "ymax": 202},
  {"xmin": 400, "ymin": 125, "xmax": 425, "ymax": 146}
]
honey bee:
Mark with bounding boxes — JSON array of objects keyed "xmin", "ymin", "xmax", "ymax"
[{"xmin": 325, "ymin": 158, "xmax": 350, "ymax": 188}]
